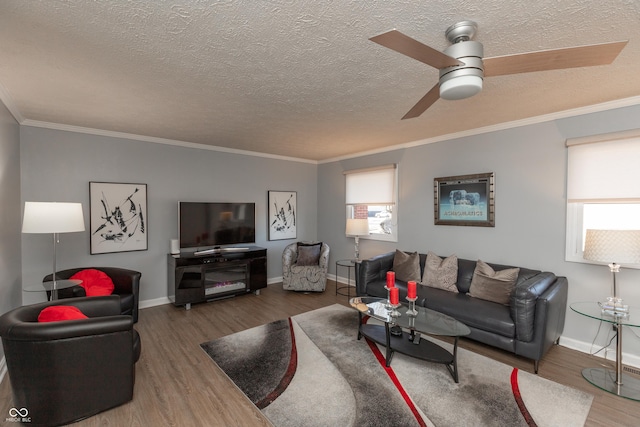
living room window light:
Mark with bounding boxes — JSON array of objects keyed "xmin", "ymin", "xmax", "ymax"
[
  {"xmin": 565, "ymin": 130, "xmax": 640, "ymax": 268},
  {"xmin": 345, "ymin": 164, "xmax": 398, "ymax": 242}
]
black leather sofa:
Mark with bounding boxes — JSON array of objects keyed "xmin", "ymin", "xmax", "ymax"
[
  {"xmin": 0, "ymin": 296, "xmax": 141, "ymax": 426},
  {"xmin": 44, "ymin": 267, "xmax": 141, "ymax": 322},
  {"xmin": 356, "ymin": 251, "xmax": 568, "ymax": 373}
]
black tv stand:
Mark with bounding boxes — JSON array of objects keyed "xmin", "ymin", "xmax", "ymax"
[{"xmin": 168, "ymin": 246, "xmax": 267, "ymax": 310}]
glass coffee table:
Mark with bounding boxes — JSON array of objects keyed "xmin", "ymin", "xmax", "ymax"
[{"xmin": 350, "ymin": 296, "xmax": 470, "ymax": 383}]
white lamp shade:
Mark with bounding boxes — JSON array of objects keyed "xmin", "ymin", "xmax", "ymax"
[
  {"xmin": 22, "ymin": 202, "xmax": 85, "ymax": 234},
  {"xmin": 346, "ymin": 218, "xmax": 369, "ymax": 236},
  {"xmin": 583, "ymin": 229, "xmax": 640, "ymax": 264}
]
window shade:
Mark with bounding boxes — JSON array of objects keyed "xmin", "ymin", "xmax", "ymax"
[
  {"xmin": 345, "ymin": 164, "xmax": 396, "ymax": 205},
  {"xmin": 567, "ymin": 136, "xmax": 640, "ymax": 202}
]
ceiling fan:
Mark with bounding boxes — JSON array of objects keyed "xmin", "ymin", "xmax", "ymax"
[{"xmin": 370, "ymin": 21, "xmax": 628, "ymax": 119}]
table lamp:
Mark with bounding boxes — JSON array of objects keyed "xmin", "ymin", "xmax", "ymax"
[
  {"xmin": 22, "ymin": 202, "xmax": 85, "ymax": 298},
  {"xmin": 583, "ymin": 229, "xmax": 640, "ymax": 314},
  {"xmin": 346, "ymin": 218, "xmax": 369, "ymax": 261}
]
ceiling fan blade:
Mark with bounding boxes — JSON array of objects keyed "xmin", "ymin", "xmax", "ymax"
[
  {"xmin": 402, "ymin": 83, "xmax": 441, "ymax": 120},
  {"xmin": 370, "ymin": 30, "xmax": 464, "ymax": 69},
  {"xmin": 484, "ymin": 40, "xmax": 628, "ymax": 77}
]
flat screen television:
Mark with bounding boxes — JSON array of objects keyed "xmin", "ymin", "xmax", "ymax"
[{"xmin": 179, "ymin": 202, "xmax": 256, "ymax": 250}]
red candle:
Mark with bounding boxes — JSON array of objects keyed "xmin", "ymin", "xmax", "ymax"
[
  {"xmin": 389, "ymin": 287, "xmax": 399, "ymax": 305},
  {"xmin": 386, "ymin": 271, "xmax": 395, "ymax": 288},
  {"xmin": 407, "ymin": 281, "xmax": 417, "ymax": 299}
]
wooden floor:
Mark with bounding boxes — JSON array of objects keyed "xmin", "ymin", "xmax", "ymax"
[{"xmin": 1, "ymin": 280, "xmax": 638, "ymax": 426}]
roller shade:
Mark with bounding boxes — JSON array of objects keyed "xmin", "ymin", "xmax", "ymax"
[
  {"xmin": 567, "ymin": 135, "xmax": 640, "ymax": 202},
  {"xmin": 345, "ymin": 164, "xmax": 396, "ymax": 205}
]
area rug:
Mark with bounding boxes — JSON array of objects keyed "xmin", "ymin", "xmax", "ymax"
[{"xmin": 201, "ymin": 304, "xmax": 593, "ymax": 426}]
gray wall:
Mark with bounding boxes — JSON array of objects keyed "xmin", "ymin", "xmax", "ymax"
[
  {"xmin": 0, "ymin": 99, "xmax": 21, "ymax": 362},
  {"xmin": 10, "ymin": 99, "xmax": 640, "ymax": 365},
  {"xmin": 319, "ymin": 104, "xmax": 640, "ymax": 364},
  {"xmin": 20, "ymin": 126, "xmax": 318, "ymax": 306}
]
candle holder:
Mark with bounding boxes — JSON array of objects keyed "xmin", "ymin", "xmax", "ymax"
[
  {"xmin": 389, "ymin": 302, "xmax": 401, "ymax": 319},
  {"xmin": 405, "ymin": 296, "xmax": 418, "ymax": 317},
  {"xmin": 384, "ymin": 286, "xmax": 392, "ymax": 309},
  {"xmin": 388, "ymin": 302, "xmax": 403, "ymax": 336}
]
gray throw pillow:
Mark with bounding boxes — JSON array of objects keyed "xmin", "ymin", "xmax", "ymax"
[
  {"xmin": 468, "ymin": 260, "xmax": 519, "ymax": 305},
  {"xmin": 296, "ymin": 243, "xmax": 322, "ymax": 266},
  {"xmin": 392, "ymin": 250, "xmax": 421, "ymax": 282},
  {"xmin": 423, "ymin": 252, "xmax": 458, "ymax": 293}
]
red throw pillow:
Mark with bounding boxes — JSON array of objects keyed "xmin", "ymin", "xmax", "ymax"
[
  {"xmin": 38, "ymin": 305, "xmax": 88, "ymax": 322},
  {"xmin": 70, "ymin": 269, "xmax": 115, "ymax": 296}
]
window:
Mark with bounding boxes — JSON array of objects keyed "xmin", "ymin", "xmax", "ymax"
[
  {"xmin": 565, "ymin": 131, "xmax": 640, "ymax": 266},
  {"xmin": 345, "ymin": 164, "xmax": 398, "ymax": 242}
]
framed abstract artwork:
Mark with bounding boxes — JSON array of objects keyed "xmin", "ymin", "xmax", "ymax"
[
  {"xmin": 268, "ymin": 190, "xmax": 297, "ymax": 240},
  {"xmin": 434, "ymin": 172, "xmax": 495, "ymax": 227},
  {"xmin": 89, "ymin": 181, "xmax": 148, "ymax": 254}
]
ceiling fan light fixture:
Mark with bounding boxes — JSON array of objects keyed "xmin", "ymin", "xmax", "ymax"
[
  {"xmin": 370, "ymin": 20, "xmax": 627, "ymax": 119},
  {"xmin": 439, "ymin": 40, "xmax": 484, "ymax": 100},
  {"xmin": 439, "ymin": 75, "xmax": 483, "ymax": 100}
]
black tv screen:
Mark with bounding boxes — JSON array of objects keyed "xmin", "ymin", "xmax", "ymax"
[{"xmin": 179, "ymin": 202, "xmax": 256, "ymax": 249}]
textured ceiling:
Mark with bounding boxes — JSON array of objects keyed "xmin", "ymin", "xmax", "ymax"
[{"xmin": 1, "ymin": 0, "xmax": 640, "ymax": 161}]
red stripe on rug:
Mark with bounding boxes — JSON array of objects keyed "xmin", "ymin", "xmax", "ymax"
[
  {"xmin": 362, "ymin": 316, "xmax": 427, "ymax": 427},
  {"xmin": 510, "ymin": 368, "xmax": 537, "ymax": 427},
  {"xmin": 255, "ymin": 317, "xmax": 298, "ymax": 409}
]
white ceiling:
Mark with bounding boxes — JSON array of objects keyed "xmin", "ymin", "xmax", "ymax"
[{"xmin": 1, "ymin": 1, "xmax": 640, "ymax": 161}]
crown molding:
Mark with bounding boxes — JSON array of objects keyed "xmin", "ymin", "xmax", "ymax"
[
  {"xmin": 319, "ymin": 95, "xmax": 640, "ymax": 164},
  {"xmin": 13, "ymin": 94, "xmax": 640, "ymax": 165},
  {"xmin": 20, "ymin": 119, "xmax": 318, "ymax": 165}
]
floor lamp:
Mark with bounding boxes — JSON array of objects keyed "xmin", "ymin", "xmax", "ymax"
[
  {"xmin": 22, "ymin": 202, "xmax": 85, "ymax": 299},
  {"xmin": 346, "ymin": 218, "xmax": 369, "ymax": 261}
]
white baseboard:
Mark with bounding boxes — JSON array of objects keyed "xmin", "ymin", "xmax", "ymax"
[
  {"xmin": 268, "ymin": 277, "xmax": 282, "ymax": 285},
  {"xmin": 559, "ymin": 336, "xmax": 640, "ymax": 369},
  {"xmin": 139, "ymin": 296, "xmax": 171, "ymax": 309},
  {"xmin": 335, "ymin": 274, "xmax": 356, "ymax": 286}
]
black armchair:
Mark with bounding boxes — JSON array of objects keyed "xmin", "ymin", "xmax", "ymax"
[
  {"xmin": 0, "ymin": 296, "xmax": 141, "ymax": 427},
  {"xmin": 44, "ymin": 267, "xmax": 141, "ymax": 322}
]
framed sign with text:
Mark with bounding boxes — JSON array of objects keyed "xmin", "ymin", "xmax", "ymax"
[{"xmin": 434, "ymin": 172, "xmax": 495, "ymax": 227}]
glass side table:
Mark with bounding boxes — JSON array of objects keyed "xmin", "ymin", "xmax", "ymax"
[
  {"xmin": 335, "ymin": 259, "xmax": 357, "ymax": 298},
  {"xmin": 23, "ymin": 279, "xmax": 82, "ymax": 300},
  {"xmin": 570, "ymin": 302, "xmax": 640, "ymax": 401}
]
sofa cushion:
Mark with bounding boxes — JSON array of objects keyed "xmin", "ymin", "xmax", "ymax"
[
  {"xmin": 70, "ymin": 269, "xmax": 115, "ymax": 297},
  {"xmin": 423, "ymin": 252, "xmax": 458, "ymax": 293},
  {"xmin": 38, "ymin": 305, "xmax": 88, "ymax": 322},
  {"xmin": 423, "ymin": 288, "xmax": 515, "ymax": 338},
  {"xmin": 468, "ymin": 260, "xmax": 519, "ymax": 305},
  {"xmin": 393, "ymin": 250, "xmax": 421, "ymax": 282},
  {"xmin": 296, "ymin": 242, "xmax": 322, "ymax": 266}
]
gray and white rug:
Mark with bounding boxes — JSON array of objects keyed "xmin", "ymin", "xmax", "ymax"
[{"xmin": 201, "ymin": 304, "xmax": 593, "ymax": 426}]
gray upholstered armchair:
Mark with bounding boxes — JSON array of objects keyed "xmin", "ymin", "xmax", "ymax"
[{"xmin": 282, "ymin": 242, "xmax": 330, "ymax": 292}]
